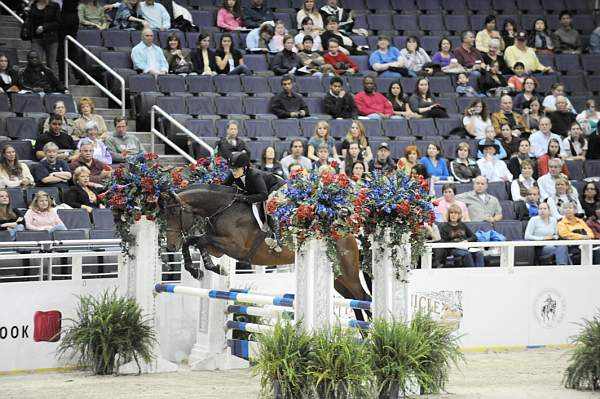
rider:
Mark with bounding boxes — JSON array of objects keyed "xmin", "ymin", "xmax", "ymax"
[{"xmin": 224, "ymin": 152, "xmax": 285, "ymax": 252}]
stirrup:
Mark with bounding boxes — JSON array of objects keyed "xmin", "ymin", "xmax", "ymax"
[{"xmin": 264, "ymin": 237, "xmax": 282, "ymax": 253}]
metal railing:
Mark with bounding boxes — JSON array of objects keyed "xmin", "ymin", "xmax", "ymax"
[
  {"xmin": 150, "ymin": 105, "xmax": 214, "ymax": 163},
  {"xmin": 64, "ymin": 35, "xmax": 126, "ymax": 116},
  {"xmin": 0, "ymin": 1, "xmax": 23, "ymax": 23}
]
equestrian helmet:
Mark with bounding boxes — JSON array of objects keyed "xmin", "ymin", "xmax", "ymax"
[{"xmin": 230, "ymin": 151, "xmax": 250, "ymax": 168}]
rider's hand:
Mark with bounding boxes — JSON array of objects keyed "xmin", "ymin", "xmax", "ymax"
[{"xmin": 234, "ymin": 194, "xmax": 246, "ymax": 202}]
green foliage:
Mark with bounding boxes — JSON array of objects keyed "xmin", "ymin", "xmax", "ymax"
[
  {"xmin": 56, "ymin": 289, "xmax": 156, "ymax": 375},
  {"xmin": 564, "ymin": 312, "xmax": 600, "ymax": 391}
]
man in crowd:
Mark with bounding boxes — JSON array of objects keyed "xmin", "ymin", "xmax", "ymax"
[
  {"xmin": 20, "ymin": 50, "xmax": 67, "ymax": 94},
  {"xmin": 323, "ymin": 76, "xmax": 358, "ymax": 119},
  {"xmin": 368, "ymin": 142, "xmax": 395, "ymax": 173},
  {"xmin": 280, "ymin": 140, "xmax": 313, "ymax": 178},
  {"xmin": 105, "ymin": 117, "xmax": 144, "ymax": 163},
  {"xmin": 270, "ymin": 75, "xmax": 310, "ymax": 119},
  {"xmin": 320, "ymin": 0, "xmax": 353, "ymax": 33},
  {"xmin": 243, "ymin": 0, "xmax": 274, "ymax": 29},
  {"xmin": 34, "ymin": 114, "xmax": 79, "ymax": 161},
  {"xmin": 547, "ymin": 95, "xmax": 577, "ymax": 137},
  {"xmin": 538, "ymin": 158, "xmax": 570, "ymax": 199},
  {"xmin": 491, "ymin": 95, "xmax": 525, "ymax": 136},
  {"xmin": 456, "ymin": 175, "xmax": 503, "ymax": 223},
  {"xmin": 554, "ymin": 10, "xmax": 582, "ymax": 54},
  {"xmin": 131, "ymin": 29, "xmax": 169, "ymax": 76},
  {"xmin": 453, "ymin": 31, "xmax": 485, "ymax": 76},
  {"xmin": 70, "ymin": 139, "xmax": 112, "ymax": 188},
  {"xmin": 140, "ymin": 0, "xmax": 171, "ymax": 30},
  {"xmin": 320, "ymin": 17, "xmax": 358, "ymax": 54},
  {"xmin": 529, "ymin": 117, "xmax": 562, "ymax": 157},
  {"xmin": 504, "ymin": 31, "xmax": 553, "ymax": 74},
  {"xmin": 33, "ymin": 142, "xmax": 72, "ymax": 190},
  {"xmin": 353, "ymin": 76, "xmax": 394, "ymax": 119}
]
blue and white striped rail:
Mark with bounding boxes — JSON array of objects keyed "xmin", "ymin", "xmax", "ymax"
[
  {"xmin": 227, "ymin": 305, "xmax": 294, "ymax": 319},
  {"xmin": 230, "ymin": 288, "xmax": 371, "ymax": 311},
  {"xmin": 230, "ymin": 288, "xmax": 295, "ymax": 300},
  {"xmin": 226, "ymin": 320, "xmax": 274, "ymax": 334},
  {"xmin": 154, "ymin": 284, "xmax": 294, "ymax": 307}
]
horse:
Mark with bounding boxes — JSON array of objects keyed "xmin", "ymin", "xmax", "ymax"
[{"xmin": 164, "ymin": 184, "xmax": 371, "ymax": 320}]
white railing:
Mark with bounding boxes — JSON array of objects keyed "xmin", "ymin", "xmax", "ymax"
[
  {"xmin": 150, "ymin": 105, "xmax": 214, "ymax": 163},
  {"xmin": 64, "ymin": 35, "xmax": 126, "ymax": 116},
  {"xmin": 0, "ymin": 1, "xmax": 23, "ymax": 23}
]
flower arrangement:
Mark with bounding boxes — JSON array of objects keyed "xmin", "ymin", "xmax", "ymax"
[{"xmin": 184, "ymin": 156, "xmax": 229, "ymax": 185}]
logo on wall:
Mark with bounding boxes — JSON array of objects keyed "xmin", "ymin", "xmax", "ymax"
[
  {"xmin": 33, "ymin": 310, "xmax": 62, "ymax": 342},
  {"xmin": 411, "ymin": 291, "xmax": 463, "ymax": 332},
  {"xmin": 533, "ymin": 290, "xmax": 566, "ymax": 329}
]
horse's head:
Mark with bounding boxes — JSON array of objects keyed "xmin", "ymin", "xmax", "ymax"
[{"xmin": 164, "ymin": 192, "xmax": 195, "ymax": 252}]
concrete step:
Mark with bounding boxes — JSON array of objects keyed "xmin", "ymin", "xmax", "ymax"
[
  {"xmin": 1, "ymin": 38, "xmax": 31, "ymax": 50},
  {"xmin": 0, "ymin": 26, "xmax": 20, "ymax": 37},
  {"xmin": 96, "ymin": 107, "xmax": 131, "ymax": 119},
  {"xmin": 69, "ymin": 85, "xmax": 104, "ymax": 98}
]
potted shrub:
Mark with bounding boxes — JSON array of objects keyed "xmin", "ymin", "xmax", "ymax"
[
  {"xmin": 56, "ymin": 289, "xmax": 156, "ymax": 375},
  {"xmin": 564, "ymin": 311, "xmax": 600, "ymax": 390}
]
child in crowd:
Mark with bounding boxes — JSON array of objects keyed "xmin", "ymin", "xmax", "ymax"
[
  {"xmin": 270, "ymin": 20, "xmax": 289, "ymax": 52},
  {"xmin": 455, "ymin": 73, "xmax": 482, "ymax": 97},
  {"xmin": 508, "ymin": 62, "xmax": 526, "ymax": 92}
]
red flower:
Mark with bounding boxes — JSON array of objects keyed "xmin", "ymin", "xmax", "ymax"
[
  {"xmin": 147, "ymin": 194, "xmax": 158, "ymax": 203},
  {"xmin": 296, "ymin": 204, "xmax": 314, "ymax": 223},
  {"xmin": 351, "ymin": 174, "xmax": 359, "ymax": 181},
  {"xmin": 329, "ymin": 160, "xmax": 338, "ymax": 168},
  {"xmin": 331, "ymin": 229, "xmax": 341, "ymax": 240},
  {"xmin": 152, "ymin": 163, "xmax": 160, "ymax": 169},
  {"xmin": 115, "ymin": 166, "xmax": 125, "ymax": 180},
  {"xmin": 431, "ymin": 199, "xmax": 439, "ymax": 207},
  {"xmin": 144, "ymin": 153, "xmax": 159, "ymax": 160},
  {"xmin": 266, "ymin": 197, "xmax": 278, "ymax": 215},
  {"xmin": 189, "ymin": 163, "xmax": 198, "ymax": 171},
  {"xmin": 103, "ymin": 165, "xmax": 112, "ymax": 172},
  {"xmin": 198, "ymin": 158, "xmax": 210, "ymax": 166},
  {"xmin": 397, "ymin": 159, "xmax": 405, "ymax": 169},
  {"xmin": 146, "ymin": 214, "xmax": 156, "ymax": 221},
  {"xmin": 141, "ymin": 177, "xmax": 154, "ymax": 193},
  {"xmin": 321, "ymin": 172, "xmax": 334, "ymax": 185},
  {"xmin": 98, "ymin": 193, "xmax": 106, "ymax": 201},
  {"xmin": 396, "ymin": 201, "xmax": 411, "ymax": 216},
  {"xmin": 337, "ymin": 173, "xmax": 350, "ymax": 188}
]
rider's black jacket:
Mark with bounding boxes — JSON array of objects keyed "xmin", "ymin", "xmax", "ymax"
[{"xmin": 223, "ymin": 168, "xmax": 284, "ymax": 204}]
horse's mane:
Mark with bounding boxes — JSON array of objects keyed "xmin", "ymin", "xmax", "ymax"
[{"xmin": 182, "ymin": 183, "xmax": 239, "ymax": 195}]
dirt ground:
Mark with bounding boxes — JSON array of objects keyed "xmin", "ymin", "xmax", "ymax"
[{"xmin": 0, "ymin": 348, "xmax": 599, "ymax": 399}]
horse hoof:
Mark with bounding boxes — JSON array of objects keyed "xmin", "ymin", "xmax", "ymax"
[{"xmin": 204, "ymin": 264, "xmax": 223, "ymax": 275}]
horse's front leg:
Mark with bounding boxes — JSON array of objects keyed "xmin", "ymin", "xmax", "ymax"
[
  {"xmin": 181, "ymin": 237, "xmax": 204, "ymax": 280},
  {"xmin": 185, "ymin": 235, "xmax": 223, "ymax": 276}
]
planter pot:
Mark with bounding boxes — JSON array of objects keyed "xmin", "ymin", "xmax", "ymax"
[
  {"xmin": 272, "ymin": 379, "xmax": 283, "ymax": 399},
  {"xmin": 316, "ymin": 381, "xmax": 349, "ymax": 399},
  {"xmin": 379, "ymin": 381, "xmax": 400, "ymax": 399}
]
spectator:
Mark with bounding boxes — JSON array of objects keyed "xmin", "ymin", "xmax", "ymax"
[
  {"xmin": 270, "ymin": 20, "xmax": 288, "ymax": 52},
  {"xmin": 78, "ymin": 0, "xmax": 109, "ymax": 29},
  {"xmin": 216, "ymin": 121, "xmax": 248, "ymax": 162},
  {"xmin": 529, "ymin": 117, "xmax": 562, "ymax": 158},
  {"xmin": 477, "ymin": 126, "xmax": 507, "ymax": 160},
  {"xmin": 491, "ymin": 95, "xmax": 525, "ymax": 136},
  {"xmin": 350, "ymin": 161, "xmax": 367, "ymax": 183},
  {"xmin": 512, "ymin": 76, "xmax": 539, "ymax": 112},
  {"xmin": 499, "ymin": 122, "xmax": 520, "ymax": 157},
  {"xmin": 554, "ymin": 10, "xmax": 582, "ymax": 54},
  {"xmin": 280, "ymin": 140, "xmax": 312, "ymax": 178},
  {"xmin": 435, "ymin": 183, "xmax": 471, "ymax": 222},
  {"xmin": 35, "ymin": 114, "xmax": 79, "ymax": 161},
  {"xmin": 270, "ymin": 75, "xmax": 309, "ymax": 118},
  {"xmin": 307, "ymin": 120, "xmax": 338, "ymax": 161},
  {"xmin": 508, "ymin": 138, "xmax": 537, "ymax": 180},
  {"xmin": 340, "ymin": 142, "xmax": 367, "ymax": 176},
  {"xmin": 501, "ymin": 18, "xmax": 518, "ymax": 48},
  {"xmin": 24, "ymin": 191, "xmax": 67, "ymax": 233},
  {"xmin": 456, "ymin": 176, "xmax": 503, "ymax": 222},
  {"xmin": 420, "ymin": 143, "xmax": 448, "ymax": 182},
  {"xmin": 323, "ymin": 76, "xmax": 358, "ymax": 119},
  {"xmin": 524, "ymin": 98, "xmax": 543, "ymax": 133},
  {"xmin": 548, "ymin": 176, "xmax": 584, "ymax": 220},
  {"xmin": 295, "ymin": 17, "xmax": 322, "ymax": 52},
  {"xmin": 256, "ymin": 146, "xmax": 284, "ymax": 178},
  {"xmin": 245, "ymin": 22, "xmax": 274, "ymax": 52},
  {"xmin": 477, "ymin": 139, "xmax": 512, "ymax": 182},
  {"xmin": 64, "ymin": 166, "xmax": 105, "ymax": 213},
  {"xmin": 510, "ymin": 159, "xmax": 537, "ymax": 201},
  {"xmin": 455, "ymin": 72, "xmax": 481, "ymax": 97},
  {"xmin": 0, "ymin": 145, "xmax": 34, "ymax": 188},
  {"xmin": 504, "ymin": 31, "xmax": 553, "ymax": 74},
  {"xmin": 561, "ymin": 122, "xmax": 587, "ymax": 160},
  {"xmin": 538, "ymin": 158, "xmax": 568, "ymax": 199},
  {"xmin": 524, "ymin": 202, "xmax": 569, "ymax": 265},
  {"xmin": 320, "ymin": 16, "xmax": 357, "ymax": 55},
  {"xmin": 463, "ymin": 99, "xmax": 491, "ymax": 139},
  {"xmin": 131, "ymin": 29, "xmax": 168, "ymax": 76},
  {"xmin": 105, "ymin": 117, "xmax": 143, "ymax": 163},
  {"xmin": 78, "ymin": 124, "xmax": 112, "ymax": 164},
  {"xmin": 28, "ymin": 0, "xmax": 61, "ymax": 73},
  {"xmin": 450, "ymin": 142, "xmax": 480, "ymax": 183},
  {"xmin": 73, "ymin": 97, "xmax": 108, "ymax": 139},
  {"xmin": 515, "ymin": 186, "xmax": 540, "ymax": 221},
  {"xmin": 58, "ymin": 0, "xmax": 80, "ymax": 82},
  {"xmin": 191, "ymin": 34, "xmax": 218, "ymax": 76},
  {"xmin": 547, "ymin": 96, "xmax": 577, "ymax": 137},
  {"xmin": 19, "ymin": 50, "xmax": 65, "ymax": 94},
  {"xmin": 398, "ymin": 145, "xmax": 419, "ymax": 175},
  {"xmin": 507, "ymin": 62, "xmax": 527, "ymax": 92},
  {"xmin": 319, "ymin": 0, "xmax": 353, "ymax": 33},
  {"xmin": 557, "ymin": 201, "xmax": 594, "ymax": 245},
  {"xmin": 527, "ymin": 18, "xmax": 555, "ymax": 53},
  {"xmin": 298, "ymin": 36, "xmax": 335, "ymax": 75},
  {"xmin": 216, "ymin": 33, "xmax": 252, "ymax": 75},
  {"xmin": 0, "ymin": 189, "xmax": 25, "ymax": 239},
  {"xmin": 437, "ymin": 204, "xmax": 484, "ymax": 267},
  {"xmin": 431, "ymin": 37, "xmax": 463, "ymax": 73},
  {"xmin": 113, "ymin": 0, "xmax": 147, "ymax": 30},
  {"xmin": 408, "ymin": 77, "xmax": 448, "ymax": 118},
  {"xmin": 475, "ymin": 15, "xmax": 504, "ymax": 53},
  {"xmin": 43, "ymin": 101, "xmax": 75, "ymax": 136},
  {"xmin": 586, "ymin": 202, "xmax": 600, "ymax": 238},
  {"xmin": 368, "ymin": 142, "xmax": 394, "ymax": 174},
  {"xmin": 354, "ymin": 76, "xmax": 395, "ymax": 119},
  {"xmin": 591, "ymin": 25, "xmax": 600, "ymax": 54},
  {"xmin": 481, "ymin": 38, "xmax": 510, "ymax": 75},
  {"xmin": 140, "ymin": 0, "xmax": 170, "ymax": 30},
  {"xmin": 70, "ymin": 138, "xmax": 111, "ymax": 187},
  {"xmin": 297, "ymin": 0, "xmax": 323, "ymax": 31},
  {"xmin": 163, "ymin": 33, "xmax": 192, "ymax": 75},
  {"xmin": 0, "ymin": 53, "xmax": 20, "ymax": 93},
  {"xmin": 537, "ymin": 138, "xmax": 568, "ymax": 177},
  {"xmin": 311, "ymin": 145, "xmax": 335, "ymax": 172},
  {"xmin": 341, "ymin": 120, "xmax": 372, "ymax": 162},
  {"xmin": 576, "ymin": 99, "xmax": 599, "ymax": 136},
  {"xmin": 369, "ymin": 35, "xmax": 402, "ymax": 78},
  {"xmin": 478, "ymin": 60, "xmax": 508, "ymax": 96},
  {"xmin": 243, "ymin": 0, "xmax": 274, "ymax": 29},
  {"xmin": 580, "ymin": 182, "xmax": 599, "ymax": 218},
  {"xmin": 386, "ymin": 80, "xmax": 420, "ymax": 119},
  {"xmin": 398, "ymin": 36, "xmax": 432, "ymax": 77},
  {"xmin": 33, "ymin": 142, "xmax": 72, "ymax": 190},
  {"xmin": 453, "ymin": 30, "xmax": 485, "ymax": 76},
  {"xmin": 271, "ymin": 35, "xmax": 303, "ymax": 76},
  {"xmin": 323, "ymin": 38, "xmax": 357, "ymax": 75},
  {"xmin": 542, "ymin": 83, "xmax": 576, "ymax": 114}
]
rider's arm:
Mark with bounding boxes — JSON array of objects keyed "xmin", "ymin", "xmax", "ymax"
[{"xmin": 237, "ymin": 172, "xmax": 268, "ymax": 203}]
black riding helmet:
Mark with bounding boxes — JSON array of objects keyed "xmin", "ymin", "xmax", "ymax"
[{"xmin": 230, "ymin": 151, "xmax": 250, "ymax": 169}]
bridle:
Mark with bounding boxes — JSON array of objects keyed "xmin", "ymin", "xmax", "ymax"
[{"xmin": 165, "ymin": 195, "xmax": 238, "ymax": 238}]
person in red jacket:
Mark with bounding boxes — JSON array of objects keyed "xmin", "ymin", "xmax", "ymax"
[
  {"xmin": 323, "ymin": 38, "xmax": 358, "ymax": 75},
  {"xmin": 353, "ymin": 76, "xmax": 398, "ymax": 119}
]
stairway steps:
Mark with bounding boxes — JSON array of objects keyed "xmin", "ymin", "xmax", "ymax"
[{"xmin": 69, "ymin": 85, "xmax": 104, "ymax": 98}]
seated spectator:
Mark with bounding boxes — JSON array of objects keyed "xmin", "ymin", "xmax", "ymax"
[
  {"xmin": 270, "ymin": 75, "xmax": 309, "ymax": 118},
  {"xmin": 243, "ymin": 0, "xmax": 274, "ymax": 30},
  {"xmin": 0, "ymin": 189, "xmax": 25, "ymax": 239},
  {"xmin": 323, "ymin": 38, "xmax": 357, "ymax": 75},
  {"xmin": 271, "ymin": 35, "xmax": 303, "ymax": 75},
  {"xmin": 456, "ymin": 175, "xmax": 503, "ymax": 222},
  {"xmin": 524, "ymin": 98, "xmax": 543, "ymax": 133},
  {"xmin": 548, "ymin": 176, "xmax": 584, "ymax": 220},
  {"xmin": 547, "ymin": 96, "xmax": 577, "ymax": 137},
  {"xmin": 591, "ymin": 26, "xmax": 600, "ymax": 54},
  {"xmin": 280, "ymin": 140, "xmax": 312, "ymax": 178},
  {"xmin": 512, "ymin": 76, "xmax": 538, "ymax": 112},
  {"xmin": 43, "ymin": 101, "xmax": 75, "ymax": 136},
  {"xmin": 307, "ymin": 120, "xmax": 338, "ymax": 161},
  {"xmin": 269, "ymin": 20, "xmax": 288, "ymax": 52},
  {"xmin": 24, "ymin": 191, "xmax": 67, "ymax": 233},
  {"xmin": 216, "ymin": 33, "xmax": 252, "ymax": 75},
  {"xmin": 105, "ymin": 116, "xmax": 144, "ymax": 163},
  {"xmin": 431, "ymin": 37, "xmax": 463, "ymax": 73},
  {"xmin": 256, "ymin": 146, "xmax": 284, "ymax": 177},
  {"xmin": 586, "ymin": 202, "xmax": 600, "ymax": 237},
  {"xmin": 297, "ymin": 0, "xmax": 323, "ymax": 31},
  {"xmin": 369, "ymin": 35, "xmax": 402, "ymax": 78},
  {"xmin": 20, "ymin": 50, "xmax": 66, "ymax": 94},
  {"xmin": 320, "ymin": 16, "xmax": 358, "ymax": 55},
  {"xmin": 140, "ymin": 0, "xmax": 170, "ymax": 30},
  {"xmin": 0, "ymin": 53, "xmax": 20, "ymax": 93},
  {"xmin": 542, "ymin": 83, "xmax": 576, "ymax": 114},
  {"xmin": 525, "ymin": 202, "xmax": 569, "ymax": 265},
  {"xmin": 501, "ymin": 18, "xmax": 518, "ymax": 48},
  {"xmin": 191, "ymin": 34, "xmax": 218, "ymax": 76},
  {"xmin": 0, "ymin": 144, "xmax": 34, "ymax": 188},
  {"xmin": 538, "ymin": 158, "xmax": 568, "ymax": 199},
  {"xmin": 33, "ymin": 143, "xmax": 72, "ymax": 190},
  {"xmin": 475, "ymin": 15, "xmax": 504, "ymax": 53},
  {"xmin": 354, "ymin": 76, "xmax": 396, "ymax": 119},
  {"xmin": 478, "ymin": 60, "xmax": 508, "ymax": 96},
  {"xmin": 499, "ymin": 123, "xmax": 520, "ymax": 157},
  {"xmin": 295, "ymin": 17, "xmax": 322, "ymax": 52},
  {"xmin": 408, "ymin": 77, "xmax": 448, "ymax": 118},
  {"xmin": 537, "ymin": 138, "xmax": 568, "ymax": 177},
  {"xmin": 561, "ymin": 122, "xmax": 587, "ymax": 160},
  {"xmin": 64, "ymin": 166, "xmax": 105, "ymax": 213},
  {"xmin": 554, "ymin": 10, "xmax": 582, "ymax": 54},
  {"xmin": 437, "ymin": 204, "xmax": 484, "ymax": 267},
  {"xmin": 341, "ymin": 120, "xmax": 372, "ymax": 162},
  {"xmin": 398, "ymin": 145, "xmax": 419, "ymax": 175},
  {"xmin": 481, "ymin": 38, "xmax": 510, "ymax": 75},
  {"xmin": 323, "ymin": 76, "xmax": 358, "ymax": 119},
  {"xmin": 477, "ymin": 126, "xmax": 507, "ymax": 159},
  {"xmin": 491, "ymin": 95, "xmax": 525, "ymax": 136},
  {"xmin": 477, "ymin": 139, "xmax": 512, "ymax": 182},
  {"xmin": 72, "ymin": 97, "xmax": 108, "ymax": 139},
  {"xmin": 453, "ymin": 30, "xmax": 485, "ymax": 76},
  {"xmin": 78, "ymin": 0, "xmax": 109, "ymax": 29},
  {"xmin": 78, "ymin": 123, "xmax": 112, "ymax": 164},
  {"xmin": 420, "ymin": 143, "xmax": 448, "ymax": 182},
  {"xmin": 504, "ymin": 31, "xmax": 553, "ymax": 74},
  {"xmin": 507, "ymin": 62, "xmax": 526, "ymax": 93},
  {"xmin": 298, "ymin": 36, "xmax": 335, "ymax": 75},
  {"xmin": 319, "ymin": 0, "xmax": 353, "ymax": 33},
  {"xmin": 508, "ymin": 138, "xmax": 537, "ymax": 180},
  {"xmin": 312, "ymin": 145, "xmax": 337, "ymax": 172},
  {"xmin": 510, "ymin": 159, "xmax": 537, "ymax": 201},
  {"xmin": 386, "ymin": 80, "xmax": 419, "ymax": 119},
  {"xmin": 35, "ymin": 114, "xmax": 79, "ymax": 161},
  {"xmin": 463, "ymin": 99, "xmax": 491, "ymax": 139},
  {"xmin": 368, "ymin": 142, "xmax": 394, "ymax": 174},
  {"xmin": 350, "ymin": 161, "xmax": 368, "ymax": 183},
  {"xmin": 163, "ymin": 33, "xmax": 192, "ymax": 75},
  {"xmin": 435, "ymin": 183, "xmax": 470, "ymax": 222},
  {"xmin": 28, "ymin": 0, "xmax": 61, "ymax": 73},
  {"xmin": 589, "ymin": 127, "xmax": 600, "ymax": 160},
  {"xmin": 131, "ymin": 29, "xmax": 168, "ymax": 76},
  {"xmin": 216, "ymin": 121, "xmax": 248, "ymax": 162},
  {"xmin": 398, "ymin": 36, "xmax": 432, "ymax": 77},
  {"xmin": 557, "ymin": 202, "xmax": 594, "ymax": 262},
  {"xmin": 70, "ymin": 139, "xmax": 111, "ymax": 188},
  {"xmin": 527, "ymin": 18, "xmax": 555, "ymax": 53},
  {"xmin": 530, "ymin": 117, "xmax": 562, "ymax": 158},
  {"xmin": 112, "ymin": 0, "xmax": 147, "ymax": 30},
  {"xmin": 580, "ymin": 182, "xmax": 599, "ymax": 218},
  {"xmin": 450, "ymin": 142, "xmax": 480, "ymax": 183},
  {"xmin": 455, "ymin": 72, "xmax": 482, "ymax": 97},
  {"xmin": 340, "ymin": 142, "xmax": 367, "ymax": 176},
  {"xmin": 246, "ymin": 22, "xmax": 274, "ymax": 52},
  {"xmin": 576, "ymin": 99, "xmax": 599, "ymax": 136},
  {"xmin": 515, "ymin": 186, "xmax": 540, "ymax": 221}
]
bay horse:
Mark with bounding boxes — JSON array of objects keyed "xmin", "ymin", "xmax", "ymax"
[{"xmin": 164, "ymin": 184, "xmax": 371, "ymax": 320}]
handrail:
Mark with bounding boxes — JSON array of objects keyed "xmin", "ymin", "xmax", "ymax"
[
  {"xmin": 0, "ymin": 1, "xmax": 23, "ymax": 23},
  {"xmin": 0, "ymin": 239, "xmax": 121, "ymax": 249},
  {"xmin": 64, "ymin": 35, "xmax": 126, "ymax": 116},
  {"xmin": 150, "ymin": 105, "xmax": 214, "ymax": 163}
]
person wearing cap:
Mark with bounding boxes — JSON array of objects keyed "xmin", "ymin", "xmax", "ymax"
[
  {"xmin": 477, "ymin": 126, "xmax": 508, "ymax": 160},
  {"xmin": 368, "ymin": 142, "xmax": 395, "ymax": 174},
  {"xmin": 503, "ymin": 31, "xmax": 553, "ymax": 74},
  {"xmin": 476, "ymin": 139, "xmax": 513, "ymax": 183}
]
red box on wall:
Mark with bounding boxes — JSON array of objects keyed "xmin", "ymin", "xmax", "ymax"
[{"xmin": 33, "ymin": 310, "xmax": 62, "ymax": 342}]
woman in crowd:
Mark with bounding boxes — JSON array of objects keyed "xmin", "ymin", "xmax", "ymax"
[
  {"xmin": 409, "ymin": 78, "xmax": 448, "ymax": 118},
  {"xmin": 350, "ymin": 161, "xmax": 367, "ymax": 184},
  {"xmin": 450, "ymin": 142, "xmax": 480, "ymax": 183},
  {"xmin": 481, "ymin": 38, "xmax": 510, "ymax": 74},
  {"xmin": 217, "ymin": 0, "xmax": 243, "ymax": 31},
  {"xmin": 499, "ymin": 123, "xmax": 520, "ymax": 157},
  {"xmin": 64, "ymin": 166, "xmax": 104, "ymax": 213},
  {"xmin": 557, "ymin": 202, "xmax": 595, "ymax": 264},
  {"xmin": 580, "ymin": 182, "xmax": 599, "ymax": 218},
  {"xmin": 113, "ymin": 0, "xmax": 146, "ymax": 30},
  {"xmin": 295, "ymin": 17, "xmax": 322, "ymax": 52},
  {"xmin": 296, "ymin": 0, "xmax": 323, "ymax": 31},
  {"xmin": 191, "ymin": 34, "xmax": 218, "ymax": 76},
  {"xmin": 537, "ymin": 138, "xmax": 569, "ymax": 177},
  {"xmin": 386, "ymin": 80, "xmax": 420, "ymax": 119},
  {"xmin": 397, "ymin": 145, "xmax": 420, "ymax": 175},
  {"xmin": 0, "ymin": 53, "xmax": 20, "ymax": 93},
  {"xmin": 475, "ymin": 14, "xmax": 504, "ymax": 53},
  {"xmin": 24, "ymin": 191, "xmax": 67, "ymax": 233},
  {"xmin": 435, "ymin": 183, "xmax": 470, "ymax": 222},
  {"xmin": 0, "ymin": 189, "xmax": 25, "ymax": 239},
  {"xmin": 341, "ymin": 120, "xmax": 372, "ymax": 163},
  {"xmin": 528, "ymin": 18, "xmax": 554, "ymax": 53},
  {"xmin": 547, "ymin": 176, "xmax": 584, "ymax": 220},
  {"xmin": 398, "ymin": 36, "xmax": 432, "ymax": 77},
  {"xmin": 43, "ymin": 101, "xmax": 75, "ymax": 136},
  {"xmin": 307, "ymin": 120, "xmax": 338, "ymax": 162},
  {"xmin": 508, "ymin": 138, "xmax": 536, "ymax": 180},
  {"xmin": 501, "ymin": 18, "xmax": 518, "ymax": 47},
  {"xmin": 73, "ymin": 97, "xmax": 108, "ymax": 139},
  {"xmin": 0, "ymin": 145, "xmax": 34, "ymax": 188},
  {"xmin": 78, "ymin": 0, "xmax": 109, "ymax": 29},
  {"xmin": 576, "ymin": 99, "xmax": 599, "ymax": 136},
  {"xmin": 340, "ymin": 142, "xmax": 367, "ymax": 176},
  {"xmin": 420, "ymin": 143, "xmax": 448, "ymax": 182},
  {"xmin": 561, "ymin": 122, "xmax": 587, "ymax": 160},
  {"xmin": 462, "ymin": 99, "xmax": 491, "ymax": 139},
  {"xmin": 78, "ymin": 127, "xmax": 112, "ymax": 164},
  {"xmin": 510, "ymin": 159, "xmax": 537, "ymax": 201},
  {"xmin": 513, "ymin": 77, "xmax": 539, "ymax": 112},
  {"xmin": 438, "ymin": 204, "xmax": 484, "ymax": 267},
  {"xmin": 431, "ymin": 37, "xmax": 452, "ymax": 68},
  {"xmin": 524, "ymin": 98, "xmax": 543, "ymax": 133},
  {"xmin": 524, "ymin": 202, "xmax": 569, "ymax": 265},
  {"xmin": 163, "ymin": 34, "xmax": 193, "ymax": 75},
  {"xmin": 216, "ymin": 33, "xmax": 252, "ymax": 75},
  {"xmin": 477, "ymin": 60, "xmax": 508, "ymax": 96},
  {"xmin": 256, "ymin": 146, "xmax": 283, "ymax": 177},
  {"xmin": 369, "ymin": 35, "xmax": 402, "ymax": 78},
  {"xmin": 216, "ymin": 120, "xmax": 248, "ymax": 161},
  {"xmin": 542, "ymin": 83, "xmax": 575, "ymax": 113}
]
